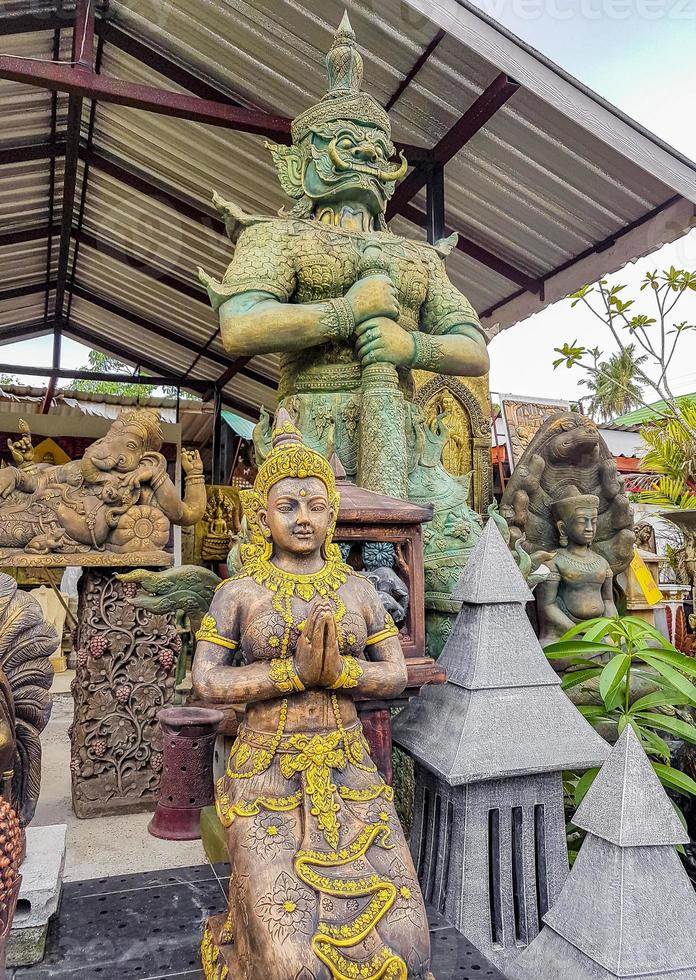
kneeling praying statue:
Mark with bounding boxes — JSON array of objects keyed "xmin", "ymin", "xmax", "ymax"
[{"xmin": 193, "ymin": 409, "xmax": 432, "ymax": 980}]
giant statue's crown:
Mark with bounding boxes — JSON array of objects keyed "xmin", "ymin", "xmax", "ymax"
[{"xmin": 291, "ymin": 11, "xmax": 391, "ymax": 145}]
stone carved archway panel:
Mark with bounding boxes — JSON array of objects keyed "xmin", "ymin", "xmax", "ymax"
[{"xmin": 414, "ymin": 374, "xmax": 492, "ymax": 515}]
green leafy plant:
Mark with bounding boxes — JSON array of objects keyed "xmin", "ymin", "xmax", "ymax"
[
  {"xmin": 555, "ymin": 268, "xmax": 696, "ymax": 445},
  {"xmin": 69, "ymin": 350, "xmax": 198, "ymax": 400},
  {"xmin": 547, "ymin": 615, "xmax": 696, "ymax": 808},
  {"xmin": 639, "ymin": 397, "xmax": 696, "ymax": 509}
]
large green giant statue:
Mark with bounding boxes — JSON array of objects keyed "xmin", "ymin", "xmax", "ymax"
[{"xmin": 200, "ymin": 14, "xmax": 489, "ymax": 655}]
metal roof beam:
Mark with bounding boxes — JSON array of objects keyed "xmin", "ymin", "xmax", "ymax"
[
  {"xmin": 95, "ymin": 19, "xmax": 259, "ymax": 111},
  {"xmin": 0, "ymin": 318, "xmax": 55, "ymax": 344},
  {"xmin": 385, "ymin": 29, "xmax": 446, "ymax": 112},
  {"xmin": 480, "ymin": 192, "xmax": 683, "ymax": 322},
  {"xmin": 55, "ymin": 0, "xmax": 96, "ymax": 322},
  {"xmin": 69, "ymin": 283, "xmax": 274, "ymax": 390},
  {"xmin": 0, "ymin": 11, "xmax": 71, "ymax": 35},
  {"xmin": 0, "ymin": 224, "xmax": 60, "ymax": 248},
  {"xmin": 0, "ymin": 281, "xmax": 56, "ymax": 303},
  {"xmin": 0, "ymin": 52, "xmax": 294, "ymax": 140},
  {"xmin": 207, "ymin": 357, "xmax": 253, "ymax": 400},
  {"xmin": 0, "ymin": 46, "xmax": 428, "ymax": 159},
  {"xmin": 75, "ymin": 229, "xmax": 206, "ymax": 303},
  {"xmin": 61, "ymin": 319, "xmax": 259, "ymax": 414},
  {"xmin": 401, "ymin": 0, "xmax": 696, "ymax": 203},
  {"xmin": 0, "ymin": 141, "xmax": 67, "ymax": 166},
  {"xmin": 402, "ymin": 203, "xmax": 542, "ymax": 295},
  {"xmin": 386, "ymin": 72, "xmax": 519, "ymax": 220},
  {"xmin": 83, "ymin": 149, "xmax": 226, "ymax": 235},
  {"xmin": 0, "ymin": 361, "xmax": 211, "ymax": 390}
]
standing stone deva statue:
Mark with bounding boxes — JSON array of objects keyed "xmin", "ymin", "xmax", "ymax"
[
  {"xmin": 500, "ymin": 412, "xmax": 634, "ymax": 649},
  {"xmin": 193, "ymin": 410, "xmax": 432, "ymax": 980},
  {"xmin": 199, "ymin": 13, "xmax": 489, "ymax": 656}
]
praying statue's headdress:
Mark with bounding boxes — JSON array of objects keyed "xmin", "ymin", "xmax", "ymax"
[
  {"xmin": 291, "ymin": 11, "xmax": 391, "ymax": 146},
  {"xmin": 239, "ymin": 409, "xmax": 342, "ymax": 565}
]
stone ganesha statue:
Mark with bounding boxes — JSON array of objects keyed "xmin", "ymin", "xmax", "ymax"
[
  {"xmin": 0, "ymin": 410, "xmax": 206, "ymax": 562},
  {"xmin": 200, "ymin": 13, "xmax": 488, "ymax": 656},
  {"xmin": 193, "ymin": 410, "xmax": 432, "ymax": 980}
]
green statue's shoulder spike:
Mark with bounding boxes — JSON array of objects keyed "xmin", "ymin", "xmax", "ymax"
[
  {"xmin": 433, "ymin": 232, "xmax": 458, "ymax": 257},
  {"xmin": 211, "ymin": 191, "xmax": 270, "ymax": 242}
]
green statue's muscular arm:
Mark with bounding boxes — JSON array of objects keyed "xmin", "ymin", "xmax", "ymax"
[
  {"xmin": 205, "ymin": 223, "xmax": 398, "ymax": 355},
  {"xmin": 355, "ymin": 250, "xmax": 489, "ymax": 377}
]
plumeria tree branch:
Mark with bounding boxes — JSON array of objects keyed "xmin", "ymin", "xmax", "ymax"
[{"xmin": 555, "ymin": 268, "xmax": 696, "ymax": 441}]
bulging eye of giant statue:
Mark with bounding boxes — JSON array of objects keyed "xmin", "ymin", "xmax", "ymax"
[{"xmin": 338, "ymin": 137, "xmax": 354, "ymax": 150}]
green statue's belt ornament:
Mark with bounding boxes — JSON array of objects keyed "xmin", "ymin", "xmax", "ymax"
[{"xmin": 199, "ymin": 12, "xmax": 489, "ymax": 655}]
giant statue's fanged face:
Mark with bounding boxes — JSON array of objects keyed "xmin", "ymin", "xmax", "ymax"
[{"xmin": 302, "ymin": 121, "xmax": 407, "ymax": 215}]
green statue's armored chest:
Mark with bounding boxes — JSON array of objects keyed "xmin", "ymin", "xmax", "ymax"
[{"xmin": 290, "ymin": 224, "xmax": 429, "ymax": 331}]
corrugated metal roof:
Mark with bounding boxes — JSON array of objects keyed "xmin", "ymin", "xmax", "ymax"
[
  {"xmin": 0, "ymin": 1, "xmax": 694, "ymax": 422},
  {"xmin": 610, "ymin": 394, "xmax": 696, "ymax": 429},
  {"xmin": 0, "ymin": 380, "xmax": 215, "ymax": 447}
]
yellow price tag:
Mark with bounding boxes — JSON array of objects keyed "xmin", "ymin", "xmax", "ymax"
[{"xmin": 630, "ymin": 551, "xmax": 663, "ymax": 606}]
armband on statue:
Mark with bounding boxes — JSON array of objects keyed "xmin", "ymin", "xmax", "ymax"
[
  {"xmin": 320, "ymin": 297, "xmax": 355, "ymax": 342},
  {"xmin": 195, "ymin": 614, "xmax": 239, "ymax": 651},
  {"xmin": 409, "ymin": 331, "xmax": 446, "ymax": 371},
  {"xmin": 269, "ymin": 657, "xmax": 306, "ymax": 694},
  {"xmin": 330, "ymin": 656, "xmax": 364, "ymax": 690}
]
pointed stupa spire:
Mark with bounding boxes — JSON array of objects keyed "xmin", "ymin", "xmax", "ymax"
[
  {"xmin": 326, "ymin": 10, "xmax": 363, "ymax": 96},
  {"xmin": 393, "ymin": 514, "xmax": 608, "ymax": 785},
  {"xmin": 574, "ymin": 723, "xmax": 688, "ymax": 847},
  {"xmin": 511, "ymin": 721, "xmax": 696, "ymax": 980},
  {"xmin": 452, "ymin": 519, "xmax": 534, "ymax": 605},
  {"xmin": 291, "ymin": 11, "xmax": 391, "ymax": 144}
]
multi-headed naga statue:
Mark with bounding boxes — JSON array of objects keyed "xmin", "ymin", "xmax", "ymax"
[{"xmin": 200, "ymin": 13, "xmax": 489, "ymax": 655}]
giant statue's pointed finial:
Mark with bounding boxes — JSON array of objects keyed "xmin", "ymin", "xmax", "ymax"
[
  {"xmin": 326, "ymin": 10, "xmax": 363, "ymax": 96},
  {"xmin": 290, "ymin": 11, "xmax": 391, "ymax": 145}
]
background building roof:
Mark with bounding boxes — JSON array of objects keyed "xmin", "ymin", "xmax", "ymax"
[{"xmin": 1, "ymin": 0, "xmax": 695, "ymax": 420}]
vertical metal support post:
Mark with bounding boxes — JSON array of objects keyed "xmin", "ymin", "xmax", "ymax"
[
  {"xmin": 212, "ymin": 387, "xmax": 223, "ymax": 485},
  {"xmin": 425, "ymin": 161, "xmax": 445, "ymax": 245},
  {"xmin": 45, "ymin": 0, "xmax": 96, "ymax": 415}
]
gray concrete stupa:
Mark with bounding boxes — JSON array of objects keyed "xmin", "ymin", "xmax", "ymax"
[
  {"xmin": 511, "ymin": 723, "xmax": 696, "ymax": 980},
  {"xmin": 392, "ymin": 519, "xmax": 609, "ymax": 973}
]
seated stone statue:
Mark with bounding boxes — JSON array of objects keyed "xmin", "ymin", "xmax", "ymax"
[
  {"xmin": 0, "ymin": 410, "xmax": 205, "ymax": 558},
  {"xmin": 193, "ymin": 410, "xmax": 431, "ymax": 980},
  {"xmin": 536, "ymin": 493, "xmax": 618, "ymax": 649}
]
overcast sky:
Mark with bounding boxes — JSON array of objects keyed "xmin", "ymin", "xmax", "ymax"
[
  {"xmin": 470, "ymin": 0, "xmax": 696, "ymax": 405},
  {"xmin": 6, "ymin": 2, "xmax": 695, "ymax": 406}
]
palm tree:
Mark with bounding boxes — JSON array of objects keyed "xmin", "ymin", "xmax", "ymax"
[
  {"xmin": 639, "ymin": 397, "xmax": 696, "ymax": 509},
  {"xmin": 580, "ymin": 344, "xmax": 648, "ymax": 422}
]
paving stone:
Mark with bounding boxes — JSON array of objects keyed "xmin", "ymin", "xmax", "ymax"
[{"xmin": 12, "ymin": 864, "xmax": 505, "ymax": 979}]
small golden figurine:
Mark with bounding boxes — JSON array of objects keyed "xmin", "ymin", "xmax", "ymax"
[{"xmin": 193, "ymin": 409, "xmax": 431, "ymax": 980}]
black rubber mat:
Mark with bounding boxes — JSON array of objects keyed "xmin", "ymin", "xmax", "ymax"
[{"xmin": 13, "ymin": 864, "xmax": 505, "ymax": 979}]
